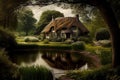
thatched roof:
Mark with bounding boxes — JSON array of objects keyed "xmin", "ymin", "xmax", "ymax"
[{"xmin": 42, "ymin": 16, "xmax": 89, "ymax": 34}]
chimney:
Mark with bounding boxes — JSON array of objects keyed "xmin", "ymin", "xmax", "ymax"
[{"xmin": 52, "ymin": 16, "xmax": 55, "ymax": 21}]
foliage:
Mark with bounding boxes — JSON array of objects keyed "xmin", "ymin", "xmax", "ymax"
[
  {"xmin": 0, "ymin": 49, "xmax": 19, "ymax": 80},
  {"xmin": 0, "ymin": 28, "xmax": 17, "ymax": 50},
  {"xmin": 84, "ymin": 10, "xmax": 108, "ymax": 40},
  {"xmin": 71, "ymin": 41, "xmax": 85, "ymax": 50},
  {"xmin": 35, "ymin": 10, "xmax": 64, "ymax": 34},
  {"xmin": 95, "ymin": 28, "xmax": 110, "ymax": 41},
  {"xmin": 64, "ymin": 65, "xmax": 120, "ymax": 80},
  {"xmin": 43, "ymin": 39, "xmax": 49, "ymax": 44},
  {"xmin": 17, "ymin": 8, "xmax": 37, "ymax": 35},
  {"xmin": 99, "ymin": 50, "xmax": 112, "ymax": 65},
  {"xmin": 77, "ymin": 36, "xmax": 91, "ymax": 43},
  {"xmin": 64, "ymin": 39, "xmax": 74, "ymax": 44},
  {"xmin": 24, "ymin": 36, "xmax": 39, "ymax": 42},
  {"xmin": 66, "ymin": 65, "xmax": 112, "ymax": 80},
  {"xmin": 97, "ymin": 40, "xmax": 111, "ymax": 47},
  {"xmin": 19, "ymin": 66, "xmax": 53, "ymax": 80},
  {"xmin": 86, "ymin": 44, "xmax": 111, "ymax": 65}
]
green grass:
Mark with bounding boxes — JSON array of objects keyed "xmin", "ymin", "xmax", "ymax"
[
  {"xmin": 85, "ymin": 44, "xmax": 112, "ymax": 65},
  {"xmin": 62, "ymin": 65, "xmax": 120, "ymax": 80},
  {"xmin": 16, "ymin": 41, "xmax": 71, "ymax": 51},
  {"xmin": 19, "ymin": 66, "xmax": 53, "ymax": 80},
  {"xmin": 85, "ymin": 44, "xmax": 111, "ymax": 54}
]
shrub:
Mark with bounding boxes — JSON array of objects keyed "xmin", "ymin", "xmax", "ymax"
[
  {"xmin": 0, "ymin": 49, "xmax": 19, "ymax": 80},
  {"xmin": 65, "ymin": 65, "xmax": 120, "ymax": 80},
  {"xmin": 66, "ymin": 65, "xmax": 111, "ymax": 80},
  {"xmin": 77, "ymin": 36, "xmax": 91, "ymax": 43},
  {"xmin": 71, "ymin": 41, "xmax": 85, "ymax": 50},
  {"xmin": 95, "ymin": 28, "xmax": 110, "ymax": 41},
  {"xmin": 98, "ymin": 40, "xmax": 111, "ymax": 47},
  {"xmin": 99, "ymin": 50, "xmax": 112, "ymax": 65},
  {"xmin": 0, "ymin": 28, "xmax": 17, "ymax": 50},
  {"xmin": 19, "ymin": 66, "xmax": 53, "ymax": 80},
  {"xmin": 24, "ymin": 36, "xmax": 39, "ymax": 42},
  {"xmin": 86, "ymin": 44, "xmax": 111, "ymax": 65},
  {"xmin": 43, "ymin": 39, "xmax": 49, "ymax": 44},
  {"xmin": 24, "ymin": 38, "xmax": 30, "ymax": 42},
  {"xmin": 64, "ymin": 39, "xmax": 74, "ymax": 44}
]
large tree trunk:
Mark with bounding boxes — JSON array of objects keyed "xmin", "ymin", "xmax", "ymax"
[{"xmin": 96, "ymin": 0, "xmax": 120, "ymax": 68}]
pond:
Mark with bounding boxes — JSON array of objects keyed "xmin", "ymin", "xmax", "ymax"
[{"xmin": 9, "ymin": 49, "xmax": 93, "ymax": 78}]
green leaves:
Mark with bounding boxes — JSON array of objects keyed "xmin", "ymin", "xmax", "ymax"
[
  {"xmin": 17, "ymin": 8, "xmax": 37, "ymax": 35},
  {"xmin": 36, "ymin": 10, "xmax": 64, "ymax": 34}
]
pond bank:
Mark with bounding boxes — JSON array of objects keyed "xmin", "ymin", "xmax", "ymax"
[{"xmin": 15, "ymin": 43, "xmax": 71, "ymax": 51}]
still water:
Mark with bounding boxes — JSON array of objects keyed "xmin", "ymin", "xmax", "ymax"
[{"xmin": 9, "ymin": 49, "xmax": 88, "ymax": 78}]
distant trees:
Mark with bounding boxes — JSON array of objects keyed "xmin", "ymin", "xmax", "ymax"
[
  {"xmin": 17, "ymin": 8, "xmax": 37, "ymax": 36},
  {"xmin": 84, "ymin": 10, "xmax": 108, "ymax": 40},
  {"xmin": 35, "ymin": 10, "xmax": 64, "ymax": 34}
]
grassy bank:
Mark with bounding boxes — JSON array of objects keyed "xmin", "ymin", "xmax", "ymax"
[
  {"xmin": 16, "ymin": 42, "xmax": 71, "ymax": 50},
  {"xmin": 19, "ymin": 66, "xmax": 53, "ymax": 80},
  {"xmin": 86, "ymin": 44, "xmax": 111, "ymax": 65},
  {"xmin": 59, "ymin": 65, "xmax": 120, "ymax": 80}
]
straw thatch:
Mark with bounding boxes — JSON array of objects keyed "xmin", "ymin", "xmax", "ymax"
[{"xmin": 42, "ymin": 16, "xmax": 89, "ymax": 34}]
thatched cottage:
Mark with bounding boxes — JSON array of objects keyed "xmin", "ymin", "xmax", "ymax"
[{"xmin": 42, "ymin": 15, "xmax": 89, "ymax": 39}]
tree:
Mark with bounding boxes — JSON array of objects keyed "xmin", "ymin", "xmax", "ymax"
[
  {"xmin": 35, "ymin": 10, "xmax": 64, "ymax": 34},
  {"xmin": 17, "ymin": 8, "xmax": 37, "ymax": 35},
  {"xmin": 95, "ymin": 0, "xmax": 120, "ymax": 68},
  {"xmin": 84, "ymin": 9, "xmax": 108, "ymax": 40}
]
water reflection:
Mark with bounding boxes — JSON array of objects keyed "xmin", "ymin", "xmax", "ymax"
[
  {"xmin": 10, "ymin": 49, "xmax": 101, "ymax": 71},
  {"xmin": 9, "ymin": 50, "xmax": 88, "ymax": 70},
  {"xmin": 9, "ymin": 50, "xmax": 39, "ymax": 65},
  {"xmin": 41, "ymin": 51, "xmax": 86, "ymax": 70},
  {"xmin": 9, "ymin": 49, "xmax": 101, "ymax": 78},
  {"xmin": 9, "ymin": 49, "xmax": 100, "ymax": 69}
]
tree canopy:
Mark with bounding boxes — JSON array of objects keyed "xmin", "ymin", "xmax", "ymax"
[
  {"xmin": 35, "ymin": 10, "xmax": 64, "ymax": 34},
  {"xmin": 17, "ymin": 8, "xmax": 37, "ymax": 35}
]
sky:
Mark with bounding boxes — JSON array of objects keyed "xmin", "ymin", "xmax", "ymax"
[{"xmin": 27, "ymin": 4, "xmax": 75, "ymax": 22}]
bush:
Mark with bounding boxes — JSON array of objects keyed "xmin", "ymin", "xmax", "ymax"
[
  {"xmin": 64, "ymin": 39, "xmax": 74, "ymax": 44},
  {"xmin": 99, "ymin": 50, "xmax": 112, "ymax": 65},
  {"xmin": 65, "ymin": 65, "xmax": 120, "ymax": 80},
  {"xmin": 19, "ymin": 66, "xmax": 53, "ymax": 80},
  {"xmin": 0, "ymin": 28, "xmax": 17, "ymax": 50},
  {"xmin": 98, "ymin": 40, "xmax": 111, "ymax": 47},
  {"xmin": 95, "ymin": 28, "xmax": 110, "ymax": 41},
  {"xmin": 43, "ymin": 39, "xmax": 49, "ymax": 44},
  {"xmin": 24, "ymin": 38, "xmax": 30, "ymax": 42},
  {"xmin": 86, "ymin": 44, "xmax": 111, "ymax": 65},
  {"xmin": 77, "ymin": 36, "xmax": 91, "ymax": 43},
  {"xmin": 66, "ymin": 65, "xmax": 111, "ymax": 80},
  {"xmin": 24, "ymin": 36, "xmax": 39, "ymax": 42},
  {"xmin": 0, "ymin": 49, "xmax": 19, "ymax": 80},
  {"xmin": 71, "ymin": 41, "xmax": 85, "ymax": 50}
]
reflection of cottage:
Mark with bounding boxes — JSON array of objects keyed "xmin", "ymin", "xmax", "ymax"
[{"xmin": 42, "ymin": 15, "xmax": 89, "ymax": 39}]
